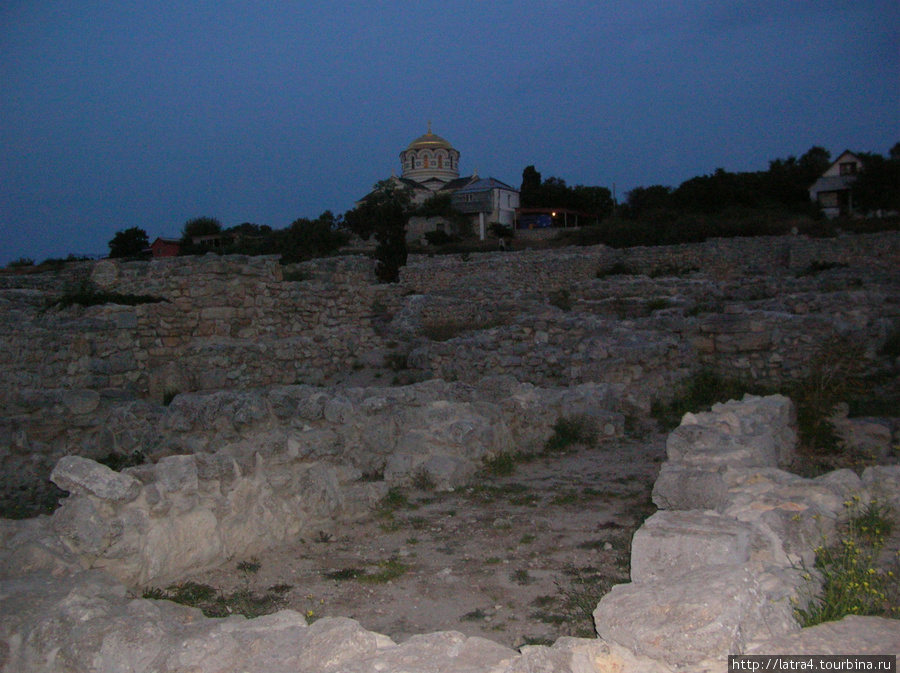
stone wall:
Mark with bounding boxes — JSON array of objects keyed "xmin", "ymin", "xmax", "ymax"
[
  {"xmin": 1, "ymin": 395, "xmax": 896, "ymax": 672},
  {"xmin": 1, "ymin": 233, "xmax": 897, "ymax": 508}
]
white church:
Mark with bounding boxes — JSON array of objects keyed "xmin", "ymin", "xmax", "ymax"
[{"xmin": 359, "ymin": 125, "xmax": 520, "ymax": 242}]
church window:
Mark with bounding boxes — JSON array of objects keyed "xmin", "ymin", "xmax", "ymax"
[
  {"xmin": 438, "ymin": 155, "xmax": 443, "ymax": 168},
  {"xmin": 424, "ymin": 155, "xmax": 429, "ymax": 168}
]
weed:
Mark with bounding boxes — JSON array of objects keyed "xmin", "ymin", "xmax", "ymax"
[
  {"xmin": 511, "ymin": 569, "xmax": 534, "ymax": 585},
  {"xmin": 795, "ymin": 500, "xmax": 898, "ymax": 626},
  {"xmin": 461, "ymin": 608, "xmax": 488, "ymax": 622},
  {"xmin": 324, "ymin": 568, "xmax": 364, "ymax": 581},
  {"xmin": 359, "ymin": 559, "xmax": 408, "ymax": 584},
  {"xmin": 237, "ymin": 559, "xmax": 261, "ymax": 574},
  {"xmin": 544, "ymin": 415, "xmax": 598, "ymax": 453},
  {"xmin": 411, "ymin": 470, "xmax": 436, "ymax": 491},
  {"xmin": 313, "ymin": 531, "xmax": 333, "ymax": 543},
  {"xmin": 787, "ymin": 336, "xmax": 866, "ymax": 457},
  {"xmin": 530, "ymin": 565, "xmax": 619, "ymax": 637},
  {"xmin": 519, "ymin": 533, "xmax": 537, "ymax": 545},
  {"xmin": 482, "ymin": 452, "xmax": 525, "ymax": 477}
]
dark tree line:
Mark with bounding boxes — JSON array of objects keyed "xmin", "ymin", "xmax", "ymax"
[{"xmin": 520, "ymin": 166, "xmax": 615, "ymax": 219}]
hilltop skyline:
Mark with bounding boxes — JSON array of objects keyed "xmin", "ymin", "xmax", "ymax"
[{"xmin": 1, "ymin": 1, "xmax": 898, "ymax": 265}]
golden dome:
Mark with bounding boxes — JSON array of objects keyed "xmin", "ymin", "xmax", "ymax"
[{"xmin": 406, "ymin": 131, "xmax": 455, "ymax": 151}]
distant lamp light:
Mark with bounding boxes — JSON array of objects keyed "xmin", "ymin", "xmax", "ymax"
[{"xmin": 551, "ymin": 212, "xmax": 557, "ymax": 217}]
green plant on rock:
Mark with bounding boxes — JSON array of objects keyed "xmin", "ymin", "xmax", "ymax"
[{"xmin": 795, "ymin": 499, "xmax": 898, "ymax": 626}]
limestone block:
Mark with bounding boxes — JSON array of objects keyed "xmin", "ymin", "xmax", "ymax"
[
  {"xmin": 154, "ymin": 455, "xmax": 198, "ymax": 493},
  {"xmin": 594, "ymin": 564, "xmax": 791, "ymax": 667},
  {"xmin": 50, "ymin": 455, "xmax": 141, "ymax": 503},
  {"xmin": 340, "ymin": 629, "xmax": 515, "ymax": 673},
  {"xmin": 746, "ymin": 615, "xmax": 900, "ymax": 655},
  {"xmin": 832, "ymin": 416, "xmax": 894, "ymax": 460},
  {"xmin": 651, "ymin": 463, "xmax": 729, "ymax": 511},
  {"xmin": 630, "ymin": 511, "xmax": 755, "ymax": 582},
  {"xmin": 861, "ymin": 465, "xmax": 900, "ymax": 511}
]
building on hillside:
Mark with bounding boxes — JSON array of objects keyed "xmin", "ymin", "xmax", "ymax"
[
  {"xmin": 808, "ymin": 150, "xmax": 864, "ymax": 218},
  {"xmin": 148, "ymin": 237, "xmax": 181, "ymax": 258},
  {"xmin": 357, "ymin": 125, "xmax": 519, "ymax": 243},
  {"xmin": 451, "ymin": 177, "xmax": 519, "ymax": 239}
]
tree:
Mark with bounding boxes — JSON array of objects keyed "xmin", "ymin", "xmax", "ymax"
[
  {"xmin": 181, "ymin": 216, "xmax": 222, "ymax": 240},
  {"xmin": 275, "ymin": 212, "xmax": 349, "ymax": 263},
  {"xmin": 108, "ymin": 227, "xmax": 149, "ymax": 259},
  {"xmin": 852, "ymin": 149, "xmax": 900, "ymax": 215},
  {"xmin": 179, "ymin": 216, "xmax": 223, "ymax": 255},
  {"xmin": 344, "ymin": 181, "xmax": 411, "ymax": 282},
  {"xmin": 520, "ymin": 166, "xmax": 542, "ymax": 208}
]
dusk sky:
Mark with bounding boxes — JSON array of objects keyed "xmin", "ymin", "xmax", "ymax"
[{"xmin": 1, "ymin": 1, "xmax": 898, "ymax": 266}]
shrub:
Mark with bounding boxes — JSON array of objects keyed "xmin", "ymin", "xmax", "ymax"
[
  {"xmin": 786, "ymin": 336, "xmax": 865, "ymax": 456},
  {"xmin": 650, "ymin": 370, "xmax": 756, "ymax": 430},
  {"xmin": 544, "ymin": 415, "xmax": 598, "ymax": 453},
  {"xmin": 795, "ymin": 500, "xmax": 898, "ymax": 626}
]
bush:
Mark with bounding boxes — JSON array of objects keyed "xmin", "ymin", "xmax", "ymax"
[
  {"xmin": 544, "ymin": 415, "xmax": 598, "ymax": 453},
  {"xmin": 651, "ymin": 370, "xmax": 756, "ymax": 430},
  {"xmin": 795, "ymin": 499, "xmax": 898, "ymax": 626},
  {"xmin": 424, "ymin": 230, "xmax": 457, "ymax": 246}
]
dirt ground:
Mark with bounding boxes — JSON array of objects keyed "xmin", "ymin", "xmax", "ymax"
[{"xmin": 171, "ymin": 432, "xmax": 667, "ymax": 649}]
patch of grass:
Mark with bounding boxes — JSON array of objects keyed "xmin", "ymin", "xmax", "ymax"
[
  {"xmin": 530, "ymin": 565, "xmax": 619, "ymax": 637},
  {"xmin": 481, "ymin": 451, "xmax": 533, "ymax": 477},
  {"xmin": 313, "ymin": 531, "xmax": 333, "ymax": 543},
  {"xmin": 796, "ymin": 500, "xmax": 898, "ymax": 626},
  {"xmin": 519, "ymin": 533, "xmax": 537, "ymax": 545},
  {"xmin": 359, "ymin": 559, "xmax": 408, "ymax": 584},
  {"xmin": 461, "ymin": 608, "xmax": 488, "ymax": 622},
  {"xmin": 143, "ymin": 580, "xmax": 290, "ymax": 619},
  {"xmin": 511, "ymin": 569, "xmax": 534, "ymax": 585},
  {"xmin": 52, "ymin": 280, "xmax": 165, "ymax": 309},
  {"xmin": 543, "ymin": 414, "xmax": 598, "ymax": 453}
]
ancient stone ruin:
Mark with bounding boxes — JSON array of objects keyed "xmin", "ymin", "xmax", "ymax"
[{"xmin": 0, "ymin": 231, "xmax": 898, "ymax": 670}]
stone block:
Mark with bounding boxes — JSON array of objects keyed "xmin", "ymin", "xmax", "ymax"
[
  {"xmin": 630, "ymin": 511, "xmax": 754, "ymax": 582},
  {"xmin": 651, "ymin": 463, "xmax": 729, "ymax": 511},
  {"xmin": 594, "ymin": 564, "xmax": 790, "ymax": 667},
  {"xmin": 746, "ymin": 615, "xmax": 900, "ymax": 655},
  {"xmin": 50, "ymin": 455, "xmax": 141, "ymax": 503}
]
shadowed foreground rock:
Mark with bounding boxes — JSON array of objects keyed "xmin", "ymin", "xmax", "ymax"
[{"xmin": 1, "ymin": 395, "xmax": 898, "ymax": 672}]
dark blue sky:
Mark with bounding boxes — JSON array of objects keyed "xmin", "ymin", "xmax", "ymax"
[{"xmin": 2, "ymin": 1, "xmax": 898, "ymax": 265}]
